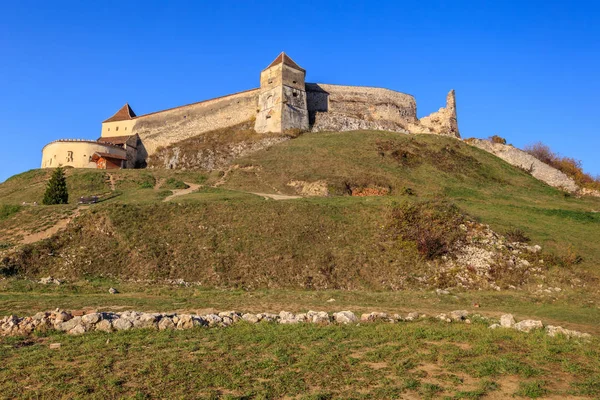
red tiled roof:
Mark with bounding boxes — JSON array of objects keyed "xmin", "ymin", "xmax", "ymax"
[
  {"xmin": 103, "ymin": 103, "xmax": 137, "ymax": 123},
  {"xmin": 97, "ymin": 135, "xmax": 134, "ymax": 145},
  {"xmin": 265, "ymin": 52, "xmax": 305, "ymax": 72},
  {"xmin": 92, "ymin": 152, "xmax": 127, "ymax": 161}
]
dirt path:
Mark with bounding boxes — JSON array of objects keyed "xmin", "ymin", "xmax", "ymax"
[
  {"xmin": 250, "ymin": 192, "xmax": 302, "ymax": 200},
  {"xmin": 162, "ymin": 183, "xmax": 201, "ymax": 202},
  {"xmin": 108, "ymin": 174, "xmax": 116, "ymax": 191},
  {"xmin": 20, "ymin": 207, "xmax": 86, "ymax": 245}
]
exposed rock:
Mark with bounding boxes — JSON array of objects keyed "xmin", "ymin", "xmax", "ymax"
[
  {"xmin": 108, "ymin": 287, "xmax": 118, "ymax": 294},
  {"xmin": 287, "ymin": 180, "xmax": 329, "ymax": 197},
  {"xmin": 49, "ymin": 343, "xmax": 61, "ymax": 349}
]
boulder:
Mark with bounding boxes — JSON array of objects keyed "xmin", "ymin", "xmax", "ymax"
[
  {"xmin": 333, "ymin": 311, "xmax": 357, "ymax": 324},
  {"xmin": 158, "ymin": 317, "xmax": 175, "ymax": 330},
  {"xmin": 242, "ymin": 313, "xmax": 260, "ymax": 324},
  {"xmin": 307, "ymin": 311, "xmax": 330, "ymax": 324},
  {"xmin": 450, "ymin": 310, "xmax": 469, "ymax": 321},
  {"xmin": 405, "ymin": 312, "xmax": 420, "ymax": 321},
  {"xmin": 500, "ymin": 314, "xmax": 516, "ymax": 328},
  {"xmin": 514, "ymin": 319, "xmax": 543, "ymax": 333},
  {"xmin": 95, "ymin": 319, "xmax": 113, "ymax": 333},
  {"xmin": 113, "ymin": 318, "xmax": 133, "ymax": 331},
  {"xmin": 68, "ymin": 324, "xmax": 87, "ymax": 335},
  {"xmin": 82, "ymin": 313, "xmax": 101, "ymax": 325},
  {"xmin": 279, "ymin": 311, "xmax": 298, "ymax": 324},
  {"xmin": 108, "ymin": 287, "xmax": 118, "ymax": 294}
]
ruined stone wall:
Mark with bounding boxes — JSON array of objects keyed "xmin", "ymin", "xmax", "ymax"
[
  {"xmin": 306, "ymin": 84, "xmax": 417, "ymax": 133},
  {"xmin": 418, "ymin": 90, "xmax": 460, "ymax": 137},
  {"xmin": 468, "ymin": 139, "xmax": 579, "ymax": 192},
  {"xmin": 131, "ymin": 89, "xmax": 260, "ymax": 156}
]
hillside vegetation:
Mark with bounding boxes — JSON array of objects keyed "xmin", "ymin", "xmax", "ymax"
[{"xmin": 1, "ymin": 131, "xmax": 599, "ymax": 292}]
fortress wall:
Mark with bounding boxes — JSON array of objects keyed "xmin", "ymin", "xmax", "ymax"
[
  {"xmin": 41, "ymin": 141, "xmax": 126, "ymax": 169},
  {"xmin": 306, "ymin": 84, "xmax": 418, "ymax": 124},
  {"xmin": 131, "ymin": 89, "xmax": 260, "ymax": 156}
]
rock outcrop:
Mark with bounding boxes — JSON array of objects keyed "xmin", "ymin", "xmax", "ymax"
[{"xmin": 467, "ymin": 139, "xmax": 579, "ymax": 192}]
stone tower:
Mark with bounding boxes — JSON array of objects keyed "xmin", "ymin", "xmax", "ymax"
[{"xmin": 255, "ymin": 52, "xmax": 309, "ymax": 133}]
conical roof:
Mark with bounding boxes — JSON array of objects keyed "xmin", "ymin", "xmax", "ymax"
[
  {"xmin": 103, "ymin": 103, "xmax": 137, "ymax": 123},
  {"xmin": 265, "ymin": 52, "xmax": 305, "ymax": 72}
]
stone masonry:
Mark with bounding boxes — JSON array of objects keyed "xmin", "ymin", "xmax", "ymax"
[{"xmin": 41, "ymin": 52, "xmax": 461, "ymax": 169}]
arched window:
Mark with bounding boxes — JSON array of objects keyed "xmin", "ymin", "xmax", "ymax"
[{"xmin": 67, "ymin": 151, "xmax": 73, "ymax": 162}]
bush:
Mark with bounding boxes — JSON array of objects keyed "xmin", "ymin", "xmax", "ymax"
[
  {"xmin": 42, "ymin": 167, "xmax": 69, "ymax": 205},
  {"xmin": 524, "ymin": 142, "xmax": 600, "ymax": 190},
  {"xmin": 504, "ymin": 228, "xmax": 530, "ymax": 243},
  {"xmin": 164, "ymin": 178, "xmax": 189, "ymax": 190},
  {"xmin": 489, "ymin": 135, "xmax": 507, "ymax": 145}
]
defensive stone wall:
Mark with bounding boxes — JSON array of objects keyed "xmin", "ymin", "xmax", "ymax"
[
  {"xmin": 306, "ymin": 83, "xmax": 418, "ymax": 133},
  {"xmin": 41, "ymin": 140, "xmax": 126, "ymax": 169},
  {"xmin": 131, "ymin": 89, "xmax": 260, "ymax": 156}
]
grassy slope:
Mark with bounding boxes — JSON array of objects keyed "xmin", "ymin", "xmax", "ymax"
[
  {"xmin": 2, "ymin": 321, "xmax": 599, "ymax": 399},
  {"xmin": 2, "ymin": 131, "xmax": 600, "ymax": 398},
  {"xmin": 1, "ymin": 131, "xmax": 599, "ymax": 286}
]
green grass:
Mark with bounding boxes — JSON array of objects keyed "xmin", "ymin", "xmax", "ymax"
[{"xmin": 0, "ymin": 321, "xmax": 598, "ymax": 399}]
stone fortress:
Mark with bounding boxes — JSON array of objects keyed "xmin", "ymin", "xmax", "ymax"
[{"xmin": 41, "ymin": 52, "xmax": 459, "ymax": 170}]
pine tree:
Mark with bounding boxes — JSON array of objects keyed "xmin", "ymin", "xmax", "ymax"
[{"xmin": 42, "ymin": 166, "xmax": 69, "ymax": 205}]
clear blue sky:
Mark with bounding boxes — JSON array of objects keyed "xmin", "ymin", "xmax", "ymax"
[{"xmin": 1, "ymin": 0, "xmax": 599, "ymax": 182}]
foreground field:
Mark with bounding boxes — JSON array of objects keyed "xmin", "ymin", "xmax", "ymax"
[{"xmin": 1, "ymin": 320, "xmax": 599, "ymax": 399}]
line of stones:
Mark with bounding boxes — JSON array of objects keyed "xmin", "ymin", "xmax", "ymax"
[{"xmin": 0, "ymin": 309, "xmax": 591, "ymax": 339}]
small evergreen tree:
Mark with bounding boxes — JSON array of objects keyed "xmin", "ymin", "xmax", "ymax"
[{"xmin": 43, "ymin": 166, "xmax": 69, "ymax": 205}]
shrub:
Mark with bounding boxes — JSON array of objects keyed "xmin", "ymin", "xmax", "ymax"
[
  {"xmin": 504, "ymin": 228, "xmax": 530, "ymax": 243},
  {"xmin": 489, "ymin": 135, "xmax": 507, "ymax": 145},
  {"xmin": 0, "ymin": 204, "xmax": 21, "ymax": 220},
  {"xmin": 524, "ymin": 142, "xmax": 600, "ymax": 190},
  {"xmin": 164, "ymin": 178, "xmax": 189, "ymax": 190},
  {"xmin": 42, "ymin": 167, "xmax": 69, "ymax": 205},
  {"xmin": 389, "ymin": 201, "xmax": 466, "ymax": 260}
]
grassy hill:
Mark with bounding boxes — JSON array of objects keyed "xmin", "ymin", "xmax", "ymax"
[
  {"xmin": 2, "ymin": 130, "xmax": 600, "ymax": 398},
  {"xmin": 1, "ymin": 130, "xmax": 599, "ymax": 290}
]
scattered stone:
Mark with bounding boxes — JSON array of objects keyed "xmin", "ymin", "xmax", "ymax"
[
  {"xmin": 158, "ymin": 317, "xmax": 175, "ymax": 330},
  {"xmin": 95, "ymin": 319, "xmax": 113, "ymax": 333},
  {"xmin": 278, "ymin": 311, "xmax": 298, "ymax": 324},
  {"xmin": 49, "ymin": 343, "xmax": 61, "ymax": 349},
  {"xmin": 435, "ymin": 289, "xmax": 450, "ymax": 295},
  {"xmin": 406, "ymin": 312, "xmax": 420, "ymax": 321},
  {"xmin": 513, "ymin": 319, "xmax": 543, "ymax": 333},
  {"xmin": 488, "ymin": 324, "xmax": 501, "ymax": 329},
  {"xmin": 108, "ymin": 288, "xmax": 118, "ymax": 294},
  {"xmin": 113, "ymin": 318, "xmax": 133, "ymax": 331},
  {"xmin": 450, "ymin": 310, "xmax": 469, "ymax": 321},
  {"xmin": 326, "ymin": 298, "xmax": 335, "ymax": 303},
  {"xmin": 82, "ymin": 313, "xmax": 101, "ymax": 325},
  {"xmin": 333, "ymin": 311, "xmax": 357, "ymax": 324},
  {"xmin": 68, "ymin": 324, "xmax": 87, "ymax": 335},
  {"xmin": 307, "ymin": 311, "xmax": 330, "ymax": 324},
  {"xmin": 39, "ymin": 277, "xmax": 62, "ymax": 285},
  {"xmin": 500, "ymin": 314, "xmax": 516, "ymax": 328},
  {"xmin": 242, "ymin": 313, "xmax": 260, "ymax": 324}
]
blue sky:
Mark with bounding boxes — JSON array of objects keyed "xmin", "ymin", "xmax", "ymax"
[{"xmin": 1, "ymin": 0, "xmax": 599, "ymax": 182}]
